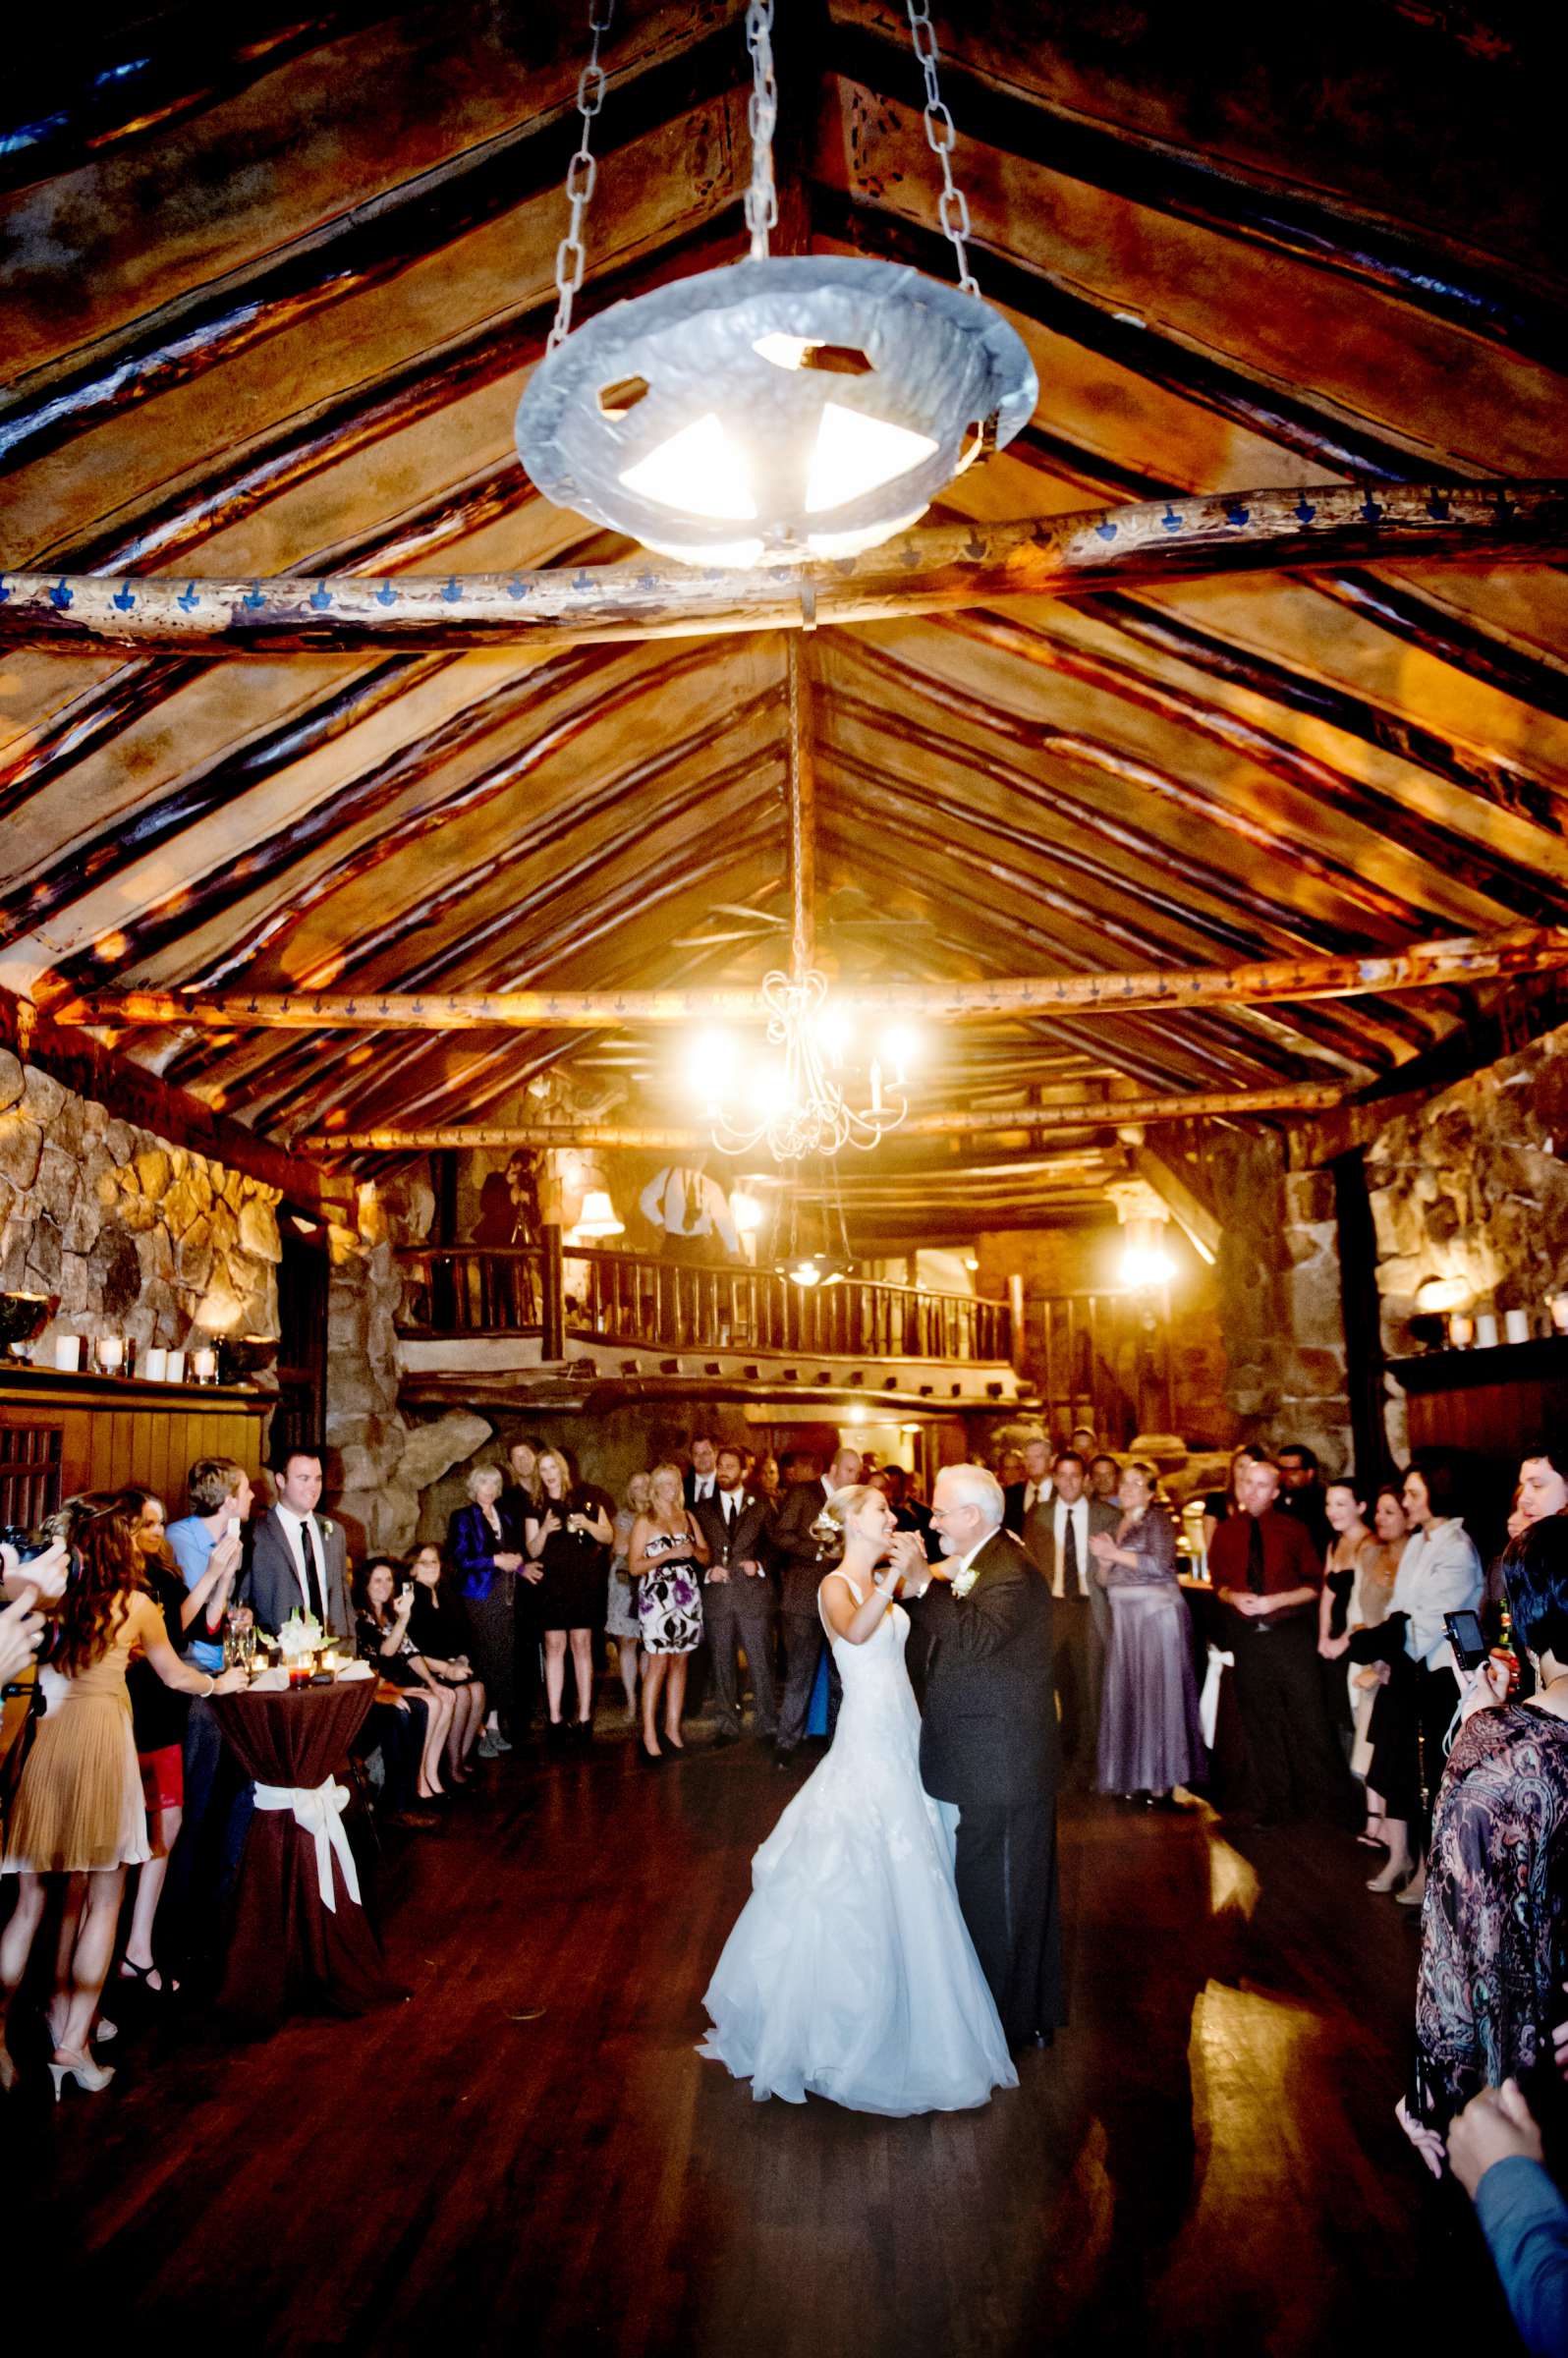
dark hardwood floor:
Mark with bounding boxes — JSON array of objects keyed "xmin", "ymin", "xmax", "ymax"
[{"xmin": 2, "ymin": 1727, "xmax": 1518, "ymax": 2355}]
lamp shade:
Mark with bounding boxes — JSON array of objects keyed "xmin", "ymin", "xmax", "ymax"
[
  {"xmin": 573, "ymin": 1189, "xmax": 624, "ymax": 1239},
  {"xmin": 516, "ymin": 256, "xmax": 1036, "ymax": 568}
]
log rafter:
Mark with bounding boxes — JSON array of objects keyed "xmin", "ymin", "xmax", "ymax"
[
  {"xmin": 297, "ymin": 1086, "xmax": 1350, "ymax": 1154},
  {"xmin": 2, "ymin": 482, "xmax": 1562, "ymax": 657},
  {"xmin": 64, "ymin": 928, "xmax": 1567, "ymax": 1033}
]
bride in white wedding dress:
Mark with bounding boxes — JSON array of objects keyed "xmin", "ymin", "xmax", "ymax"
[{"xmin": 699, "ymin": 1484, "xmax": 1017, "ymax": 2115}]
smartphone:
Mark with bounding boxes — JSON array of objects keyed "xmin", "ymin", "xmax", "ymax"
[{"xmin": 1444, "ymin": 1608, "xmax": 1489, "ymax": 1672}]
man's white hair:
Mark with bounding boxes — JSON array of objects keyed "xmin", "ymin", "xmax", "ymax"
[{"xmin": 935, "ymin": 1463, "xmax": 1005, "ymax": 1527}]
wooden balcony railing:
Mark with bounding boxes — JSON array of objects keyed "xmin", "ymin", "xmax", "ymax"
[{"xmin": 397, "ymin": 1245, "xmax": 1014, "ymax": 1367}]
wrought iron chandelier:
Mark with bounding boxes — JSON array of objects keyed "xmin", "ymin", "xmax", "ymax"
[
  {"xmin": 687, "ymin": 642, "xmax": 913, "ymax": 1162},
  {"xmin": 515, "ymin": 0, "xmax": 1036, "ymax": 568}
]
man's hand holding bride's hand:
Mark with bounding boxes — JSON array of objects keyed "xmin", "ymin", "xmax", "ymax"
[{"xmin": 885, "ymin": 1531, "xmax": 929, "ymax": 1592}]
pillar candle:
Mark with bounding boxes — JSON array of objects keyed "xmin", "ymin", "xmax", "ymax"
[
  {"xmin": 1504, "ymin": 1308, "xmax": 1532, "ymax": 1345},
  {"xmin": 1475, "ymin": 1312, "xmax": 1500, "ymax": 1349},
  {"xmin": 53, "ymin": 1334, "xmax": 83, "ymax": 1373},
  {"xmin": 164, "ymin": 1349, "xmax": 186, "ymax": 1382},
  {"xmin": 1551, "ymin": 1294, "xmax": 1568, "ymax": 1334},
  {"xmin": 143, "ymin": 1346, "xmax": 168, "ymax": 1381}
]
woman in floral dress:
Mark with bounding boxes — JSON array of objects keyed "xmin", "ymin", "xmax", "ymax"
[{"xmin": 628, "ymin": 1462, "xmax": 707, "ymax": 1764}]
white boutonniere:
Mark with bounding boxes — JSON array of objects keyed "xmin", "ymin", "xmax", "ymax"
[
  {"xmin": 321, "ymin": 1520, "xmax": 334, "ymax": 1538},
  {"xmin": 949, "ymin": 1564, "xmax": 980, "ymax": 1600}
]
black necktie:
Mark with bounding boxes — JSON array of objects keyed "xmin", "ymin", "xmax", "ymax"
[
  {"xmin": 1062, "ymin": 1511, "xmax": 1079, "ymax": 1596},
  {"xmin": 724, "ymin": 1493, "xmax": 735, "ymax": 1524},
  {"xmin": 1246, "ymin": 1514, "xmax": 1266, "ymax": 1595},
  {"xmin": 301, "ymin": 1518, "xmax": 327, "ymax": 1622}
]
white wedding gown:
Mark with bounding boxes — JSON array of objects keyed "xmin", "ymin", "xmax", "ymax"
[{"xmin": 699, "ymin": 1575, "xmax": 1018, "ymax": 2114}]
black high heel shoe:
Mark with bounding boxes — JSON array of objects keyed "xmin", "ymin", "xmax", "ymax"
[{"xmin": 639, "ymin": 1737, "xmax": 663, "ymax": 1766}]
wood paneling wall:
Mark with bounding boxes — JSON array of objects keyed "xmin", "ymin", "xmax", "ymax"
[{"xmin": 0, "ymin": 1371, "xmax": 271, "ymax": 1520}]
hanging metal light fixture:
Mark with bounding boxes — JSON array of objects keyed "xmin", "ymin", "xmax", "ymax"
[{"xmin": 516, "ymin": 1, "xmax": 1036, "ymax": 568}]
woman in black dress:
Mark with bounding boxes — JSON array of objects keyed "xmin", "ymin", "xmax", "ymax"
[
  {"xmin": 356, "ymin": 1559, "xmax": 454, "ymax": 1800},
  {"xmin": 120, "ymin": 1488, "xmax": 196, "ymax": 1996},
  {"xmin": 526, "ymin": 1448, "xmax": 613, "ymax": 1741},
  {"xmin": 407, "ymin": 1541, "xmax": 486, "ymax": 1782}
]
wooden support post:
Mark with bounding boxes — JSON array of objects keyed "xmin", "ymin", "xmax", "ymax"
[{"xmin": 540, "ymin": 1224, "xmax": 566, "ymax": 1366}]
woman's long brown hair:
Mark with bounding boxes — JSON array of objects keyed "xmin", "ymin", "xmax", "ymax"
[{"xmin": 54, "ymin": 1489, "xmax": 151, "ymax": 1675}]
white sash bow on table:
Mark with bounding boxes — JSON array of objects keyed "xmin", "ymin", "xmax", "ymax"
[
  {"xmin": 1199, "ymin": 1643, "xmax": 1235, "ymax": 1751},
  {"xmin": 252, "ymin": 1778, "xmax": 361, "ymax": 1913}
]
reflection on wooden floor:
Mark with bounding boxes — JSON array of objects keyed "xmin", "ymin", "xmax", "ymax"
[{"xmin": 2, "ymin": 1734, "xmax": 1517, "ymax": 2354}]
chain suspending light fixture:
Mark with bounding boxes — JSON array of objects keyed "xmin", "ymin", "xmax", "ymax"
[{"xmin": 515, "ymin": 0, "xmax": 1037, "ymax": 566}]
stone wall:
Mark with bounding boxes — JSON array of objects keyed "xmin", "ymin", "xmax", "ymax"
[
  {"xmin": 321, "ymin": 1170, "xmax": 496, "ymax": 1556},
  {"xmin": 1366, "ymin": 1018, "xmax": 1568, "ymax": 1357},
  {"xmin": 1207, "ymin": 1129, "xmax": 1353, "ymax": 1470},
  {"xmin": 0, "ymin": 1047, "xmax": 281, "ymax": 1351}
]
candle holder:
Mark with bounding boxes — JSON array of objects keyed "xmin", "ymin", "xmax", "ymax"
[
  {"xmin": 94, "ymin": 1334, "xmax": 126, "ymax": 1376},
  {"xmin": 190, "ymin": 1345, "xmax": 218, "ymax": 1385},
  {"xmin": 1551, "ymin": 1294, "xmax": 1568, "ymax": 1335}
]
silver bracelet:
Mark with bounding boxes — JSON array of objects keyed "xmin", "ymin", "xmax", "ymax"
[{"xmin": 202, "ymin": 1673, "xmax": 216, "ymax": 1698}]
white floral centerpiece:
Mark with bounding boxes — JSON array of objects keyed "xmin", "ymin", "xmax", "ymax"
[{"xmin": 277, "ymin": 1607, "xmax": 324, "ymax": 1661}]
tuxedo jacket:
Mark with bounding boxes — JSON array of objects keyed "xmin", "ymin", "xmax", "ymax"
[
  {"xmin": 768, "ymin": 1478, "xmax": 838, "ymax": 1616},
  {"xmin": 1003, "ymin": 1479, "xmax": 1051, "ymax": 1536},
  {"xmin": 905, "ymin": 1527, "xmax": 1056, "ymax": 1809},
  {"xmin": 684, "ymin": 1469, "xmax": 720, "ymax": 1511},
  {"xmin": 243, "ymin": 1505, "xmax": 352, "ymax": 1640},
  {"xmin": 1021, "ymin": 1494, "xmax": 1119, "ymax": 1651},
  {"xmin": 692, "ymin": 1489, "xmax": 777, "ymax": 1610}
]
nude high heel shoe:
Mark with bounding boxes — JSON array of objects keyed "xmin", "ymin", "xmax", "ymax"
[{"xmin": 49, "ymin": 2049, "xmax": 115, "ymax": 2100}]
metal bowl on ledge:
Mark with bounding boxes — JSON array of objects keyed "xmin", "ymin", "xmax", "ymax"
[
  {"xmin": 0, "ymin": 1291, "xmax": 58, "ymax": 1359},
  {"xmin": 217, "ymin": 1332, "xmax": 279, "ymax": 1385}
]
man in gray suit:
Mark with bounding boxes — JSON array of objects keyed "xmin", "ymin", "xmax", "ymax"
[
  {"xmin": 1022, "ymin": 1449, "xmax": 1118, "ymax": 1790},
  {"xmin": 692, "ymin": 1444, "xmax": 777, "ymax": 1746},
  {"xmin": 242, "ymin": 1443, "xmax": 353, "ymax": 1640}
]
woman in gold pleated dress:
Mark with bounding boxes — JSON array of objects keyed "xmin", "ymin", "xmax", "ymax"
[{"xmin": 0, "ymin": 1492, "xmax": 244, "ymax": 2100}]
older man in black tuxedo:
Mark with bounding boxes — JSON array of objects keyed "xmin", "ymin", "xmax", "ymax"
[
  {"xmin": 894, "ymin": 1463, "xmax": 1063, "ymax": 2050},
  {"xmin": 693, "ymin": 1444, "xmax": 777, "ymax": 1745}
]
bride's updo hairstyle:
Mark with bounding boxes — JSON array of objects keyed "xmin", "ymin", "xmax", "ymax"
[{"xmin": 817, "ymin": 1483, "xmax": 886, "ymax": 1541}]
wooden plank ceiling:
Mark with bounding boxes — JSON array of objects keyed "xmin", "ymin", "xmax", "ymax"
[{"xmin": 2, "ymin": 0, "xmax": 1565, "ymax": 1237}]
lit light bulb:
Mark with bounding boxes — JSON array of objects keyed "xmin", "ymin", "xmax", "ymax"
[
  {"xmin": 813, "ymin": 1006, "xmax": 852, "ymax": 1065},
  {"xmin": 805, "ymin": 403, "xmax": 939, "ymax": 512},
  {"xmin": 1120, "ymin": 1244, "xmax": 1175, "ymax": 1289},
  {"xmin": 619, "ymin": 414, "xmax": 756, "ymax": 520},
  {"xmin": 878, "ymin": 1026, "xmax": 919, "ymax": 1085},
  {"xmin": 730, "ymin": 1190, "xmax": 763, "ymax": 1235},
  {"xmin": 688, "ymin": 1028, "xmax": 740, "ymax": 1108},
  {"xmin": 790, "ymin": 1258, "xmax": 822, "ymax": 1288}
]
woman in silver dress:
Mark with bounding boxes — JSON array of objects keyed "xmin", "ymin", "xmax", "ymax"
[{"xmin": 1091, "ymin": 1460, "xmax": 1205, "ymax": 1807}]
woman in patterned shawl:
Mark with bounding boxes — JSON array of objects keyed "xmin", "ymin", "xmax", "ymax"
[{"xmin": 1409, "ymin": 1515, "xmax": 1568, "ymax": 2137}]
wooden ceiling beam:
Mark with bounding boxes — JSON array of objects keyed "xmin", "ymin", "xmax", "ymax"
[
  {"xmin": 4, "ymin": 481, "xmax": 1562, "ymax": 658},
  {"xmin": 827, "ymin": 663, "xmax": 1444, "ymax": 939},
  {"xmin": 829, "ymin": 14, "xmax": 1566, "ymax": 373},
  {"xmin": 814, "ymin": 768, "xmax": 1424, "ymax": 1079},
  {"xmin": 296, "ymin": 1083, "xmax": 1346, "ymax": 1153},
  {"xmin": 39, "ymin": 637, "xmax": 737, "ymax": 988},
  {"xmin": 1081, "ymin": 590, "xmax": 1568, "ymax": 843},
  {"xmin": 0, "ymin": 457, "xmax": 550, "ymax": 827},
  {"xmin": 920, "ymin": 610, "xmax": 1568, "ymax": 917},
  {"xmin": 65, "ymin": 927, "xmax": 1565, "ymax": 1034},
  {"xmin": 0, "ymin": 24, "xmax": 744, "ymax": 484},
  {"xmin": 30, "ymin": 207, "xmax": 743, "ymax": 579},
  {"xmin": 812, "ymin": 793, "xmax": 1377, "ymax": 1086}
]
